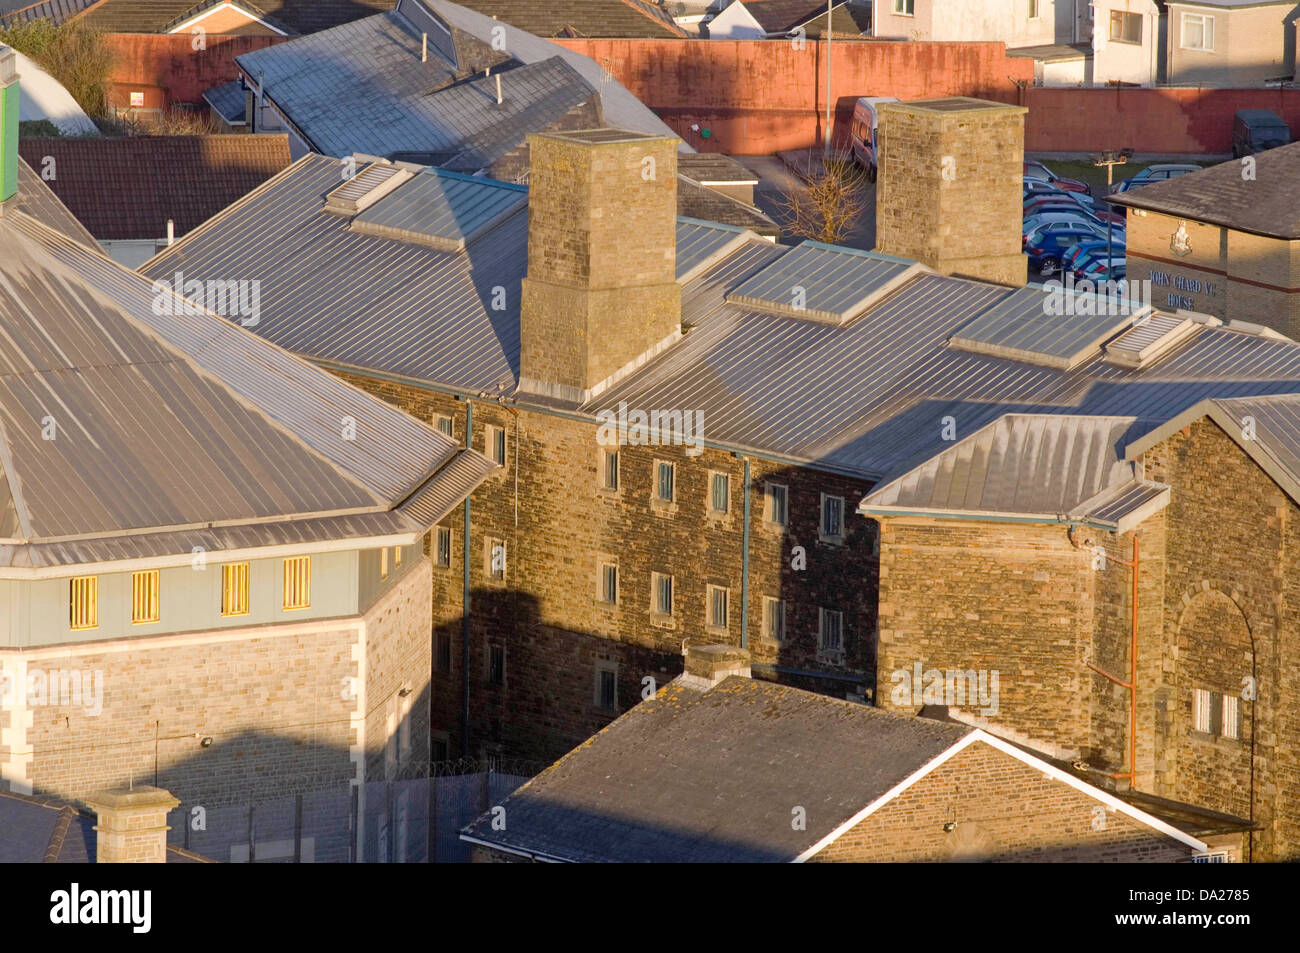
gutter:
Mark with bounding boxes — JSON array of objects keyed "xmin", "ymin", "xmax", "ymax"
[{"xmin": 461, "ymin": 398, "xmax": 473, "ymax": 757}]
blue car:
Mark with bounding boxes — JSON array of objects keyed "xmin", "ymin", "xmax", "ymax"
[
  {"xmin": 1026, "ymin": 226, "xmax": 1113, "ymax": 276},
  {"xmin": 1064, "ymin": 238, "xmax": 1125, "ymax": 275}
]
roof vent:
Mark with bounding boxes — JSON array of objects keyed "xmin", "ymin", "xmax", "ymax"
[
  {"xmin": 324, "ymin": 162, "xmax": 414, "ymax": 215},
  {"xmin": 1226, "ymin": 319, "xmax": 1293, "ymax": 342},
  {"xmin": 724, "ymin": 242, "xmax": 923, "ymax": 324},
  {"xmin": 348, "ymin": 169, "xmax": 527, "ymax": 252},
  {"xmin": 1104, "ymin": 312, "xmax": 1200, "ymax": 369}
]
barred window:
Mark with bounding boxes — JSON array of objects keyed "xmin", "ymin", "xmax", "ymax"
[
  {"xmin": 1192, "ymin": 688, "xmax": 1212, "ymax": 734},
  {"xmin": 599, "ymin": 562, "xmax": 618, "ymax": 604},
  {"xmin": 708, "ymin": 585, "xmax": 729, "ymax": 629},
  {"xmin": 602, "ymin": 450, "xmax": 619, "ymax": 490},
  {"xmin": 380, "ymin": 547, "xmax": 389, "ymax": 579},
  {"xmin": 221, "ymin": 563, "xmax": 250, "ymax": 617},
  {"xmin": 764, "ymin": 597, "xmax": 786, "ymax": 642},
  {"xmin": 283, "ymin": 556, "xmax": 311, "ymax": 610},
  {"xmin": 710, "ymin": 473, "xmax": 729, "ymax": 513},
  {"xmin": 70, "ymin": 576, "xmax": 98, "ymax": 630},
  {"xmin": 435, "ymin": 526, "xmax": 451, "ymax": 568},
  {"xmin": 766, "ymin": 483, "xmax": 788, "ymax": 526},
  {"xmin": 821, "ymin": 494, "xmax": 844, "ymax": 540},
  {"xmin": 131, "ymin": 570, "xmax": 160, "ymax": 624},
  {"xmin": 819, "ymin": 608, "xmax": 843, "ymax": 653},
  {"xmin": 653, "ymin": 573, "xmax": 674, "ymax": 615},
  {"xmin": 656, "ymin": 461, "xmax": 675, "ymax": 502}
]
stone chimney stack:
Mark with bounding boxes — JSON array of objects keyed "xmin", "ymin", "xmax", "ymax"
[
  {"xmin": 87, "ymin": 786, "xmax": 179, "ymax": 863},
  {"xmin": 1, "ymin": 47, "xmax": 18, "ymax": 204},
  {"xmin": 679, "ymin": 643, "xmax": 751, "ymax": 691},
  {"xmin": 874, "ymin": 97, "xmax": 1028, "ymax": 287},
  {"xmin": 518, "ymin": 128, "xmax": 681, "ymax": 404}
]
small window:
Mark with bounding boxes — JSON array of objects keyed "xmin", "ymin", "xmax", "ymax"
[
  {"xmin": 598, "ymin": 561, "xmax": 618, "ymax": 604},
  {"xmin": 710, "ymin": 472, "xmax": 730, "ymax": 514},
  {"xmin": 819, "ymin": 608, "xmax": 843, "ymax": 655},
  {"xmin": 380, "ymin": 547, "xmax": 389, "ymax": 579},
  {"xmin": 820, "ymin": 494, "xmax": 844, "ymax": 541},
  {"xmin": 436, "ymin": 633, "xmax": 452, "ymax": 673},
  {"xmin": 488, "ymin": 644, "xmax": 505, "ymax": 686},
  {"xmin": 434, "ymin": 414, "xmax": 454, "ymax": 438},
  {"xmin": 487, "ymin": 537, "xmax": 506, "ymax": 580},
  {"xmin": 595, "ymin": 666, "xmax": 617, "ymax": 711},
  {"xmin": 763, "ymin": 597, "xmax": 786, "ymax": 642},
  {"xmin": 601, "ymin": 450, "xmax": 619, "ymax": 490},
  {"xmin": 131, "ymin": 569, "xmax": 160, "ymax": 624},
  {"xmin": 397, "ymin": 696, "xmax": 412, "ymax": 761},
  {"xmin": 892, "ymin": 0, "xmax": 913, "ymax": 13},
  {"xmin": 70, "ymin": 576, "xmax": 98, "ymax": 630},
  {"xmin": 655, "ymin": 461, "xmax": 675, "ymax": 503},
  {"xmin": 1109, "ymin": 10, "xmax": 1142, "ymax": 44},
  {"xmin": 486, "ymin": 425, "xmax": 506, "ymax": 466},
  {"xmin": 431, "ymin": 735, "xmax": 450, "ymax": 763},
  {"xmin": 708, "ymin": 585, "xmax": 729, "ymax": 629},
  {"xmin": 435, "ymin": 526, "xmax": 451, "ymax": 568},
  {"xmin": 221, "ymin": 562, "xmax": 250, "ymax": 617},
  {"xmin": 394, "ymin": 546, "xmax": 402, "ymax": 568},
  {"xmin": 1027, "ymin": 0, "xmax": 1038, "ymax": 18},
  {"xmin": 283, "ymin": 556, "xmax": 310, "ymax": 610},
  {"xmin": 1221, "ymin": 693, "xmax": 1240, "ymax": 740},
  {"xmin": 1192, "ymin": 688, "xmax": 1213, "ymax": 734},
  {"xmin": 653, "ymin": 572, "xmax": 674, "ymax": 616},
  {"xmin": 1180, "ymin": 12, "xmax": 1214, "ymax": 51},
  {"xmin": 765, "ymin": 483, "xmax": 788, "ymax": 526}
]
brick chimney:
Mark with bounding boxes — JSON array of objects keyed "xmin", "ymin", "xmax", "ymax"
[
  {"xmin": 679, "ymin": 643, "xmax": 751, "ymax": 691},
  {"xmin": 1, "ymin": 46, "xmax": 18, "ymax": 204},
  {"xmin": 518, "ymin": 128, "xmax": 681, "ymax": 404},
  {"xmin": 86, "ymin": 786, "xmax": 179, "ymax": 863}
]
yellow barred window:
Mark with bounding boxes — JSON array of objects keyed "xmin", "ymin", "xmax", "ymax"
[
  {"xmin": 222, "ymin": 563, "xmax": 250, "ymax": 616},
  {"xmin": 70, "ymin": 576, "xmax": 98, "ymax": 630},
  {"xmin": 131, "ymin": 570, "xmax": 160, "ymax": 624},
  {"xmin": 380, "ymin": 547, "xmax": 389, "ymax": 579},
  {"xmin": 394, "ymin": 546, "xmax": 402, "ymax": 568},
  {"xmin": 283, "ymin": 556, "xmax": 310, "ymax": 610}
]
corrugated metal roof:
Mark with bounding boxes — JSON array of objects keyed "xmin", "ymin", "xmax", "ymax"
[
  {"xmin": 0, "ymin": 207, "xmax": 493, "ymax": 566},
  {"xmin": 12, "ymin": 157, "xmax": 97, "ymax": 250},
  {"xmin": 861, "ymin": 415, "xmax": 1138, "ymax": 519},
  {"xmin": 352, "ymin": 168, "xmax": 527, "ymax": 250},
  {"xmin": 726, "ymin": 241, "xmax": 917, "ymax": 324},
  {"xmin": 674, "ymin": 217, "xmax": 754, "ymax": 282}
]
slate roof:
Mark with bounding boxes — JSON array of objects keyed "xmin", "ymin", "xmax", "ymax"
[
  {"xmin": 1107, "ymin": 142, "xmax": 1300, "ymax": 239},
  {"xmin": 203, "ymin": 79, "xmax": 247, "ymax": 124},
  {"xmin": 738, "ymin": 0, "xmax": 863, "ymax": 34},
  {"xmin": 0, "ymin": 789, "xmax": 211, "ymax": 862},
  {"xmin": 676, "ymin": 173, "xmax": 778, "ymax": 235},
  {"xmin": 144, "ymin": 150, "xmax": 1300, "ymax": 486},
  {"xmin": 0, "ymin": 194, "xmax": 494, "ymax": 568},
  {"xmin": 0, "ymin": 0, "xmax": 93, "ymax": 26},
  {"xmin": 75, "ymin": 0, "xmax": 397, "ymax": 34},
  {"xmin": 235, "ymin": 0, "xmax": 679, "ymax": 162},
  {"xmin": 461, "ymin": 676, "xmax": 974, "ymax": 862},
  {"xmin": 677, "ymin": 152, "xmax": 759, "ymax": 184},
  {"xmin": 17, "ymin": 134, "xmax": 292, "ymax": 240},
  {"xmin": 448, "ymin": 0, "xmax": 687, "ymax": 37}
]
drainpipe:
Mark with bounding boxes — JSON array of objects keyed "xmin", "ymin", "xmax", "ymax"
[
  {"xmin": 1084, "ymin": 535, "xmax": 1140, "ymax": 787},
  {"xmin": 739, "ymin": 455, "xmax": 751, "ymax": 650},
  {"xmin": 461, "ymin": 399, "xmax": 473, "ymax": 756}
]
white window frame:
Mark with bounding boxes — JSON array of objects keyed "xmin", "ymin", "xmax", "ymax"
[
  {"xmin": 433, "ymin": 413, "xmax": 454, "ymax": 438},
  {"xmin": 1180, "ymin": 12, "xmax": 1215, "ymax": 52},
  {"xmin": 485, "ymin": 424, "xmax": 507, "ymax": 466},
  {"xmin": 763, "ymin": 596, "xmax": 786, "ymax": 642},
  {"xmin": 598, "ymin": 560, "xmax": 619, "ymax": 605},
  {"xmin": 652, "ymin": 572, "xmax": 674, "ymax": 617},
  {"xmin": 707, "ymin": 585, "xmax": 729, "ymax": 630},
  {"xmin": 435, "ymin": 525, "xmax": 452, "ymax": 568},
  {"xmin": 710, "ymin": 471, "xmax": 730, "ymax": 514},
  {"xmin": 1221, "ymin": 692, "xmax": 1240, "ymax": 740},
  {"xmin": 601, "ymin": 449, "xmax": 619, "ymax": 491},
  {"xmin": 892, "ymin": 0, "xmax": 913, "ymax": 15},
  {"xmin": 820, "ymin": 493, "xmax": 845, "ymax": 543},
  {"xmin": 655, "ymin": 460, "xmax": 675, "ymax": 503},
  {"xmin": 1109, "ymin": 9, "xmax": 1142, "ymax": 44},
  {"xmin": 1192, "ymin": 687, "xmax": 1212, "ymax": 734}
]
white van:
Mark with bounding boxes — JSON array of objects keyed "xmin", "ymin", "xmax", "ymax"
[{"xmin": 850, "ymin": 96, "xmax": 898, "ymax": 182}]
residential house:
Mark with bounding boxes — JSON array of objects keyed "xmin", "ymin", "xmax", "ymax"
[
  {"xmin": 18, "ymin": 134, "xmax": 292, "ymax": 266},
  {"xmin": 461, "ymin": 644, "xmax": 1245, "ymax": 862},
  {"xmin": 443, "ymin": 0, "xmax": 687, "ymax": 37},
  {"xmin": 706, "ymin": 0, "xmax": 871, "ymax": 38},
  {"xmin": 1108, "ymin": 142, "xmax": 1300, "ymax": 334},
  {"xmin": 873, "ymin": 0, "xmax": 1090, "ymax": 46},
  {"xmin": 0, "ymin": 47, "xmax": 496, "ymax": 847},
  {"xmin": 235, "ymin": 0, "xmax": 681, "ymax": 167}
]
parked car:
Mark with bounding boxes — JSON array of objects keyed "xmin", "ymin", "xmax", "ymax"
[
  {"xmin": 850, "ymin": 96, "xmax": 899, "ymax": 182},
  {"xmin": 1111, "ymin": 164, "xmax": 1200, "ymax": 194},
  {"xmin": 1079, "ymin": 256, "xmax": 1127, "ymax": 284},
  {"xmin": 1025, "ymin": 189, "xmax": 1098, "ymax": 212},
  {"xmin": 1064, "ymin": 238, "xmax": 1124, "ymax": 275},
  {"xmin": 1024, "ymin": 218, "xmax": 1110, "ymax": 250},
  {"xmin": 1025, "ymin": 196, "xmax": 1123, "ymax": 227},
  {"xmin": 1023, "ymin": 176, "xmax": 1071, "ymax": 199},
  {"xmin": 1024, "ymin": 160, "xmax": 1090, "ymax": 194},
  {"xmin": 1026, "ymin": 227, "xmax": 1111, "ymax": 276},
  {"xmin": 1024, "ymin": 204, "xmax": 1125, "ymax": 239},
  {"xmin": 1233, "ymin": 109, "xmax": 1291, "ymax": 158},
  {"xmin": 1071, "ymin": 245, "xmax": 1127, "ymax": 280}
]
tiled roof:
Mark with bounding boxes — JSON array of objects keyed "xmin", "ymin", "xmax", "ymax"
[
  {"xmin": 738, "ymin": 0, "xmax": 862, "ymax": 34},
  {"xmin": 1107, "ymin": 142, "xmax": 1300, "ymax": 239},
  {"xmin": 461, "ymin": 677, "xmax": 973, "ymax": 862},
  {"xmin": 448, "ymin": 0, "xmax": 687, "ymax": 37},
  {"xmin": 77, "ymin": 0, "xmax": 396, "ymax": 34},
  {"xmin": 0, "ymin": 0, "xmax": 94, "ymax": 26},
  {"xmin": 17, "ymin": 134, "xmax": 292, "ymax": 240},
  {"xmin": 0, "ymin": 789, "xmax": 213, "ymax": 862},
  {"xmin": 0, "ymin": 193, "xmax": 494, "ymax": 567}
]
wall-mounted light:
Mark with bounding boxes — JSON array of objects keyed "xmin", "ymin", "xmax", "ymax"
[
  {"xmin": 942, "ymin": 821, "xmax": 957, "ymax": 833},
  {"xmin": 398, "ymin": 686, "xmax": 412, "ymax": 698},
  {"xmin": 200, "ymin": 737, "xmax": 213, "ymax": 748}
]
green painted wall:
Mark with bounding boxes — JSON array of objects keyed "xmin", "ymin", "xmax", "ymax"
[{"xmin": 1, "ymin": 75, "xmax": 16, "ymax": 203}]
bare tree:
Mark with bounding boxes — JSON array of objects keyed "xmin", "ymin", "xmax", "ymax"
[{"xmin": 775, "ymin": 159, "xmax": 869, "ymax": 245}]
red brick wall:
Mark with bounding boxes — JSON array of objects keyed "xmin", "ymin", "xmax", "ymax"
[{"xmin": 104, "ymin": 33, "xmax": 290, "ymax": 109}]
